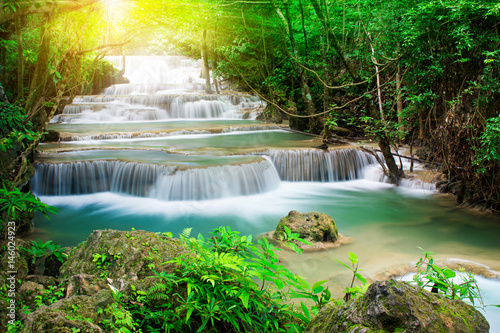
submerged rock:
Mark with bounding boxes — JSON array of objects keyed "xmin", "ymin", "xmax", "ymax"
[
  {"xmin": 305, "ymin": 280, "xmax": 489, "ymax": 333},
  {"xmin": 60, "ymin": 229, "xmax": 186, "ymax": 281},
  {"xmin": 274, "ymin": 210, "xmax": 339, "ymax": 246}
]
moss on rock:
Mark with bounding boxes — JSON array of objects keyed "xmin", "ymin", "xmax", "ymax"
[
  {"xmin": 22, "ymin": 289, "xmax": 115, "ymax": 333},
  {"xmin": 305, "ymin": 280, "xmax": 489, "ymax": 333},
  {"xmin": 274, "ymin": 210, "xmax": 339, "ymax": 244},
  {"xmin": 60, "ymin": 229, "xmax": 186, "ymax": 281}
]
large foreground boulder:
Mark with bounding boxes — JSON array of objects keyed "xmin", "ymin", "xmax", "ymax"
[
  {"xmin": 274, "ymin": 210, "xmax": 339, "ymax": 244},
  {"xmin": 306, "ymin": 280, "xmax": 489, "ymax": 333},
  {"xmin": 60, "ymin": 229, "xmax": 186, "ymax": 281},
  {"xmin": 23, "ymin": 289, "xmax": 114, "ymax": 333}
]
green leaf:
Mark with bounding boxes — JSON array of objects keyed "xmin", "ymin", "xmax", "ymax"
[
  {"xmin": 355, "ymin": 273, "xmax": 367, "ymax": 284},
  {"xmin": 275, "ymin": 279, "xmax": 284, "ymax": 290},
  {"xmin": 311, "ymin": 280, "xmax": 328, "ymax": 293},
  {"xmin": 348, "ymin": 252, "xmax": 358, "ymax": 264},
  {"xmin": 186, "ymin": 307, "xmax": 194, "ymax": 322},
  {"xmin": 335, "ymin": 259, "xmax": 352, "ymax": 271},
  {"xmin": 239, "ymin": 289, "xmax": 250, "ymax": 309},
  {"xmin": 300, "ymin": 301, "xmax": 310, "ymax": 323}
]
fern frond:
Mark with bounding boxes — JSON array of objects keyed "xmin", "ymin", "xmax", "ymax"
[{"xmin": 181, "ymin": 228, "xmax": 192, "ymax": 239}]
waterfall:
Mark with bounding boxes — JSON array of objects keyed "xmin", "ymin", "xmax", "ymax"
[
  {"xmin": 61, "ymin": 127, "xmax": 283, "ymax": 141},
  {"xmin": 32, "ymin": 161, "xmax": 176, "ymax": 196},
  {"xmin": 33, "ymin": 158, "xmax": 280, "ymax": 200},
  {"xmin": 61, "ymin": 130, "xmax": 213, "ymax": 141},
  {"xmin": 51, "ymin": 95, "xmax": 258, "ymax": 123},
  {"xmin": 49, "ymin": 54, "xmax": 264, "ymax": 124},
  {"xmin": 103, "ymin": 83, "xmax": 206, "ymax": 95},
  {"xmin": 149, "ymin": 159, "xmax": 280, "ymax": 201},
  {"xmin": 266, "ymin": 148, "xmax": 376, "ymax": 182},
  {"xmin": 105, "ymin": 56, "xmax": 203, "ymax": 85},
  {"xmin": 221, "ymin": 125, "xmax": 281, "ymax": 133}
]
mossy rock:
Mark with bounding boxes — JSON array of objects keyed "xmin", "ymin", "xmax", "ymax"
[
  {"xmin": 60, "ymin": 229, "xmax": 186, "ymax": 281},
  {"xmin": 22, "ymin": 289, "xmax": 114, "ymax": 333},
  {"xmin": 305, "ymin": 280, "xmax": 489, "ymax": 333},
  {"xmin": 274, "ymin": 210, "xmax": 339, "ymax": 244},
  {"xmin": 0, "ymin": 239, "xmax": 30, "ymax": 281}
]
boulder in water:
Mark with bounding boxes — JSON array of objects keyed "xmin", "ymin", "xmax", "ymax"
[
  {"xmin": 273, "ymin": 210, "xmax": 339, "ymax": 248},
  {"xmin": 305, "ymin": 279, "xmax": 489, "ymax": 333}
]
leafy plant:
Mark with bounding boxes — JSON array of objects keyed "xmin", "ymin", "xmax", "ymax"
[
  {"xmin": 336, "ymin": 252, "xmax": 369, "ymax": 302},
  {"xmin": 113, "ymin": 226, "xmax": 335, "ymax": 332},
  {"xmin": 0, "ymin": 102, "xmax": 38, "ymax": 152},
  {"xmin": 21, "ymin": 239, "xmax": 67, "ymax": 264},
  {"xmin": 33, "ymin": 284, "xmax": 66, "ymax": 309},
  {"xmin": 412, "ymin": 248, "xmax": 484, "ymax": 307},
  {"xmin": 0, "ymin": 185, "xmax": 58, "ymax": 231},
  {"xmin": 473, "ymin": 116, "xmax": 500, "ymax": 174},
  {"xmin": 92, "ymin": 253, "xmax": 111, "ymax": 278}
]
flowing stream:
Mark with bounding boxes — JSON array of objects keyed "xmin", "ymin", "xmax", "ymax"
[{"xmin": 31, "ymin": 56, "xmax": 500, "ymax": 328}]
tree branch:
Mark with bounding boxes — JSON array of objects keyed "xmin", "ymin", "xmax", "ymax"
[{"xmin": 1, "ymin": 0, "xmax": 102, "ymax": 25}]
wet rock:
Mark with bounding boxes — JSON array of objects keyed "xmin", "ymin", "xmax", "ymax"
[
  {"xmin": 23, "ymin": 289, "xmax": 114, "ymax": 333},
  {"xmin": 60, "ymin": 229, "xmax": 186, "ymax": 281},
  {"xmin": 274, "ymin": 210, "xmax": 339, "ymax": 245},
  {"xmin": 42, "ymin": 130, "xmax": 60, "ymax": 142},
  {"xmin": 316, "ymin": 143, "xmax": 329, "ymax": 150},
  {"xmin": 305, "ymin": 280, "xmax": 489, "ymax": 333}
]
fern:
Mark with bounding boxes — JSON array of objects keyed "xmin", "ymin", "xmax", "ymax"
[
  {"xmin": 148, "ymin": 283, "xmax": 171, "ymax": 301},
  {"xmin": 180, "ymin": 227, "xmax": 192, "ymax": 239}
]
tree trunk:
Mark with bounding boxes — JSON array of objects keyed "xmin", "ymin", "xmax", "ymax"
[
  {"xmin": 202, "ymin": 28, "xmax": 213, "ymax": 94},
  {"xmin": 379, "ymin": 136, "xmax": 404, "ymax": 185},
  {"xmin": 396, "ymin": 65, "xmax": 404, "ymax": 133},
  {"xmin": 365, "ymin": 92, "xmax": 404, "ymax": 185},
  {"xmin": 311, "ymin": 0, "xmax": 404, "ymax": 183},
  {"xmin": 25, "ymin": 14, "xmax": 50, "ymax": 129},
  {"xmin": 15, "ymin": 16, "xmax": 24, "ymax": 101},
  {"xmin": 310, "ymin": 0, "xmax": 361, "ymax": 83},
  {"xmin": 276, "ymin": 2, "xmax": 317, "ymax": 131},
  {"xmin": 297, "ymin": 0, "xmax": 308, "ymax": 61}
]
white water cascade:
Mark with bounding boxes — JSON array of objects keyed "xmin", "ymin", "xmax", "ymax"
[
  {"xmin": 50, "ymin": 56, "xmax": 262, "ymax": 123},
  {"xmin": 32, "ymin": 158, "xmax": 280, "ymax": 201},
  {"xmin": 149, "ymin": 159, "xmax": 281, "ymax": 201},
  {"xmin": 266, "ymin": 148, "xmax": 376, "ymax": 182},
  {"xmin": 32, "ymin": 161, "xmax": 176, "ymax": 196}
]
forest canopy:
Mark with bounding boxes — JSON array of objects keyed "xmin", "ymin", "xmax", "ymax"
[{"xmin": 1, "ymin": 0, "xmax": 500, "ymax": 210}]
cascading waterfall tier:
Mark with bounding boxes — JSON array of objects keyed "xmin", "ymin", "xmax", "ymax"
[
  {"xmin": 71, "ymin": 94, "xmax": 259, "ymax": 108},
  {"xmin": 51, "ymin": 95, "xmax": 261, "ymax": 123},
  {"xmin": 103, "ymin": 83, "xmax": 206, "ymax": 95},
  {"xmin": 150, "ymin": 159, "xmax": 280, "ymax": 201},
  {"xmin": 266, "ymin": 148, "xmax": 376, "ymax": 182},
  {"xmin": 61, "ymin": 130, "xmax": 212, "ymax": 141},
  {"xmin": 32, "ymin": 158, "xmax": 280, "ymax": 200},
  {"xmin": 105, "ymin": 56, "xmax": 203, "ymax": 85},
  {"xmin": 60, "ymin": 126, "xmax": 282, "ymax": 141},
  {"xmin": 32, "ymin": 161, "xmax": 176, "ymax": 196}
]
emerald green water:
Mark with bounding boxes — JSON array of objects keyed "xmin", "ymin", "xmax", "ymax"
[
  {"xmin": 33, "ymin": 181, "xmax": 500, "ymax": 271},
  {"xmin": 48, "ymin": 119, "xmax": 262, "ymax": 134},
  {"xmin": 40, "ymin": 130, "xmax": 317, "ymax": 155}
]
